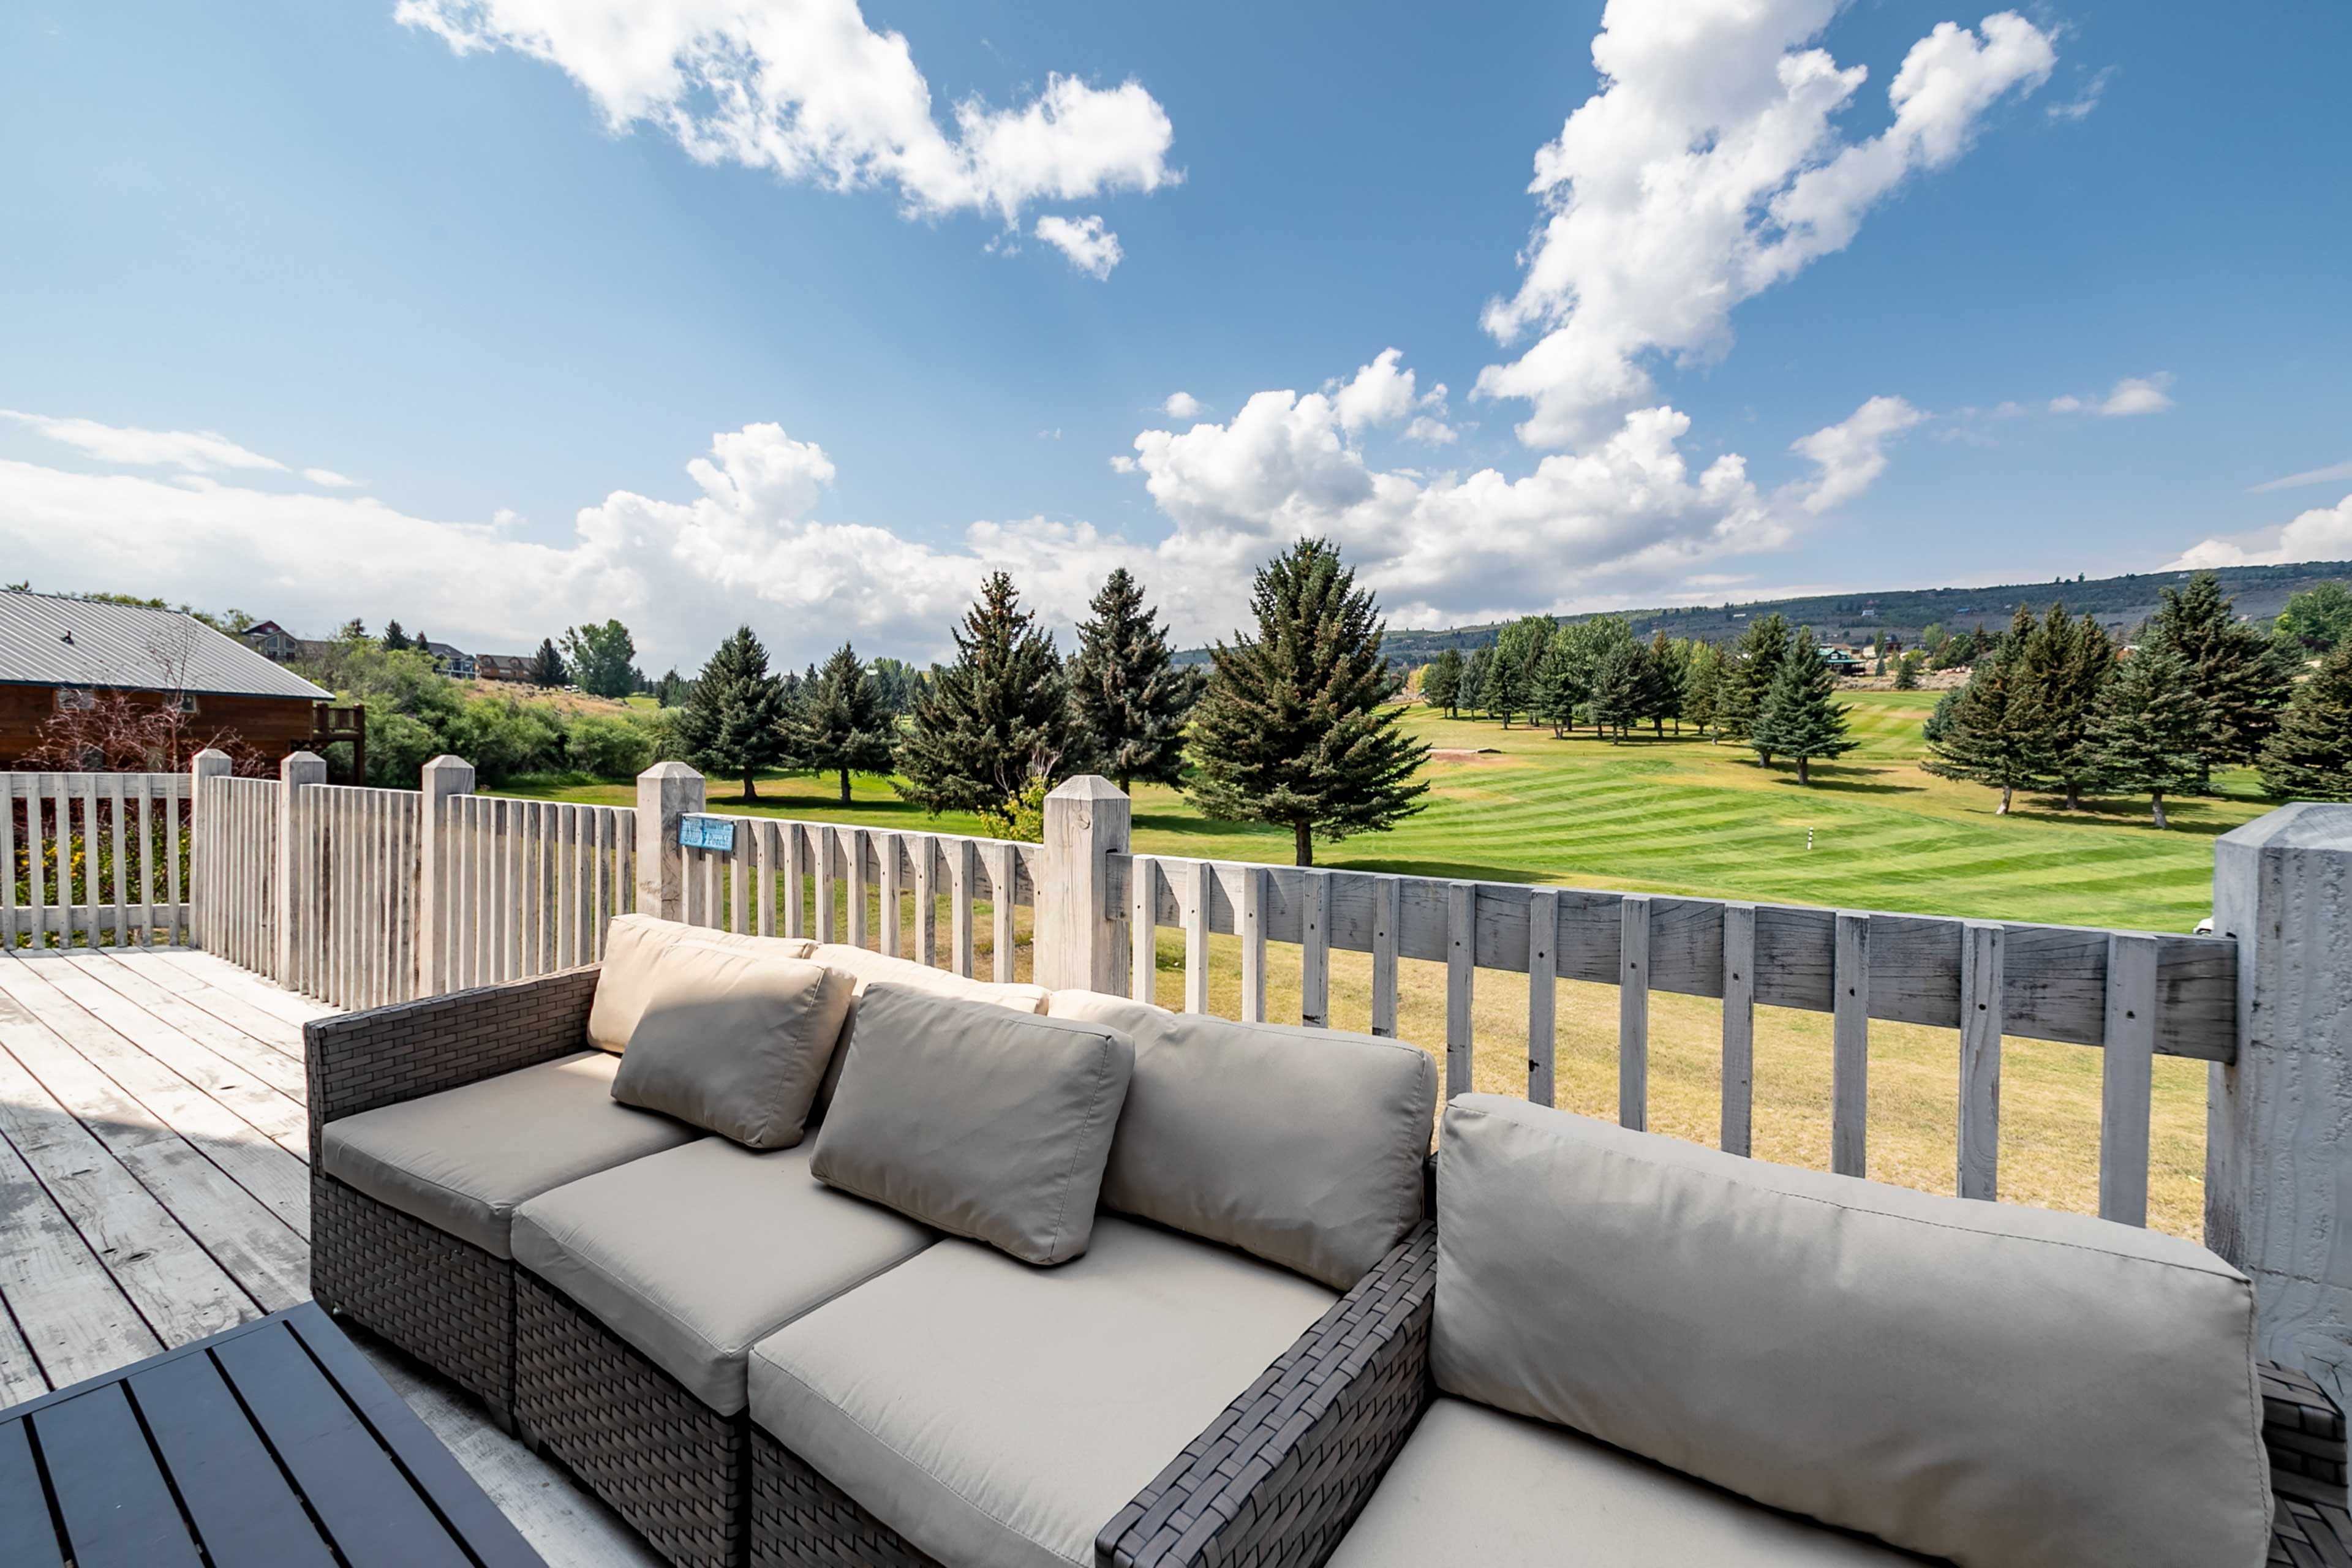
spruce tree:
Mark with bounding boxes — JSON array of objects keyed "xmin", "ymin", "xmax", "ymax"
[
  {"xmin": 1683, "ymin": 644, "xmax": 1723, "ymax": 738},
  {"xmin": 2149, "ymin": 570, "xmax": 2294, "ymax": 789},
  {"xmin": 1751, "ymin": 630, "xmax": 1855, "ymax": 783},
  {"xmin": 530, "ymin": 637, "xmax": 566, "ymax": 688},
  {"xmin": 1721, "ymin": 612, "xmax": 1791, "ymax": 759},
  {"xmin": 1533, "ymin": 631, "xmax": 1583, "ymax": 738},
  {"xmin": 2019, "ymin": 605, "xmax": 2114, "ymax": 810},
  {"xmin": 1642, "ymin": 629, "xmax": 1681, "ymax": 736},
  {"xmin": 2258, "ymin": 639, "xmax": 2352, "ymax": 801},
  {"xmin": 1588, "ymin": 638, "xmax": 1643, "ymax": 742},
  {"xmin": 1185, "ymin": 538, "xmax": 1429, "ymax": 866},
  {"xmin": 1490, "ymin": 616, "xmax": 1554, "ymax": 730},
  {"xmin": 788, "ymin": 643, "xmax": 899, "ymax": 805},
  {"xmin": 2087, "ymin": 641, "xmax": 2204, "ymax": 827},
  {"xmin": 1066, "ymin": 568, "xmax": 1204, "ymax": 794},
  {"xmin": 674, "ymin": 625, "xmax": 790, "ymax": 801},
  {"xmin": 1424, "ymin": 647, "xmax": 1464, "ymax": 716},
  {"xmin": 897, "ymin": 573, "xmax": 1072, "ymax": 826},
  {"xmin": 1923, "ymin": 631, "xmax": 2045, "ymax": 814},
  {"xmin": 382, "ymin": 620, "xmax": 409, "ymax": 652},
  {"xmin": 1460, "ymin": 646, "xmax": 1491, "ymax": 718}
]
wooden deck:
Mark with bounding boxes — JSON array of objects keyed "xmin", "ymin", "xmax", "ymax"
[{"xmin": 0, "ymin": 946, "xmax": 661, "ymax": 1567}]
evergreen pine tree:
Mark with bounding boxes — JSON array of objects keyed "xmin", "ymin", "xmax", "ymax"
[
  {"xmin": 1489, "ymin": 616, "xmax": 1554, "ymax": 730},
  {"xmin": 2087, "ymin": 641, "xmax": 2204, "ymax": 827},
  {"xmin": 530, "ymin": 637, "xmax": 566, "ymax": 688},
  {"xmin": 674, "ymin": 626, "xmax": 790, "ymax": 801},
  {"xmin": 1893, "ymin": 651, "xmax": 1921, "ymax": 690},
  {"xmin": 1751, "ymin": 630, "xmax": 1855, "ymax": 783},
  {"xmin": 2149, "ymin": 570, "xmax": 2294, "ymax": 789},
  {"xmin": 1923, "ymin": 631, "xmax": 2045, "ymax": 814},
  {"xmin": 1588, "ymin": 638, "xmax": 1643, "ymax": 741},
  {"xmin": 1185, "ymin": 538, "xmax": 1430, "ymax": 866},
  {"xmin": 1642, "ymin": 630, "xmax": 1681, "ymax": 736},
  {"xmin": 788, "ymin": 643, "xmax": 899, "ymax": 805},
  {"xmin": 654, "ymin": 667, "xmax": 686, "ymax": 708},
  {"xmin": 2022, "ymin": 605, "xmax": 2116, "ymax": 810},
  {"xmin": 1460, "ymin": 646, "xmax": 1491, "ymax": 718},
  {"xmin": 1683, "ymin": 644, "xmax": 1723, "ymax": 738},
  {"xmin": 1424, "ymin": 647, "xmax": 1464, "ymax": 716},
  {"xmin": 1721, "ymin": 612, "xmax": 1790, "ymax": 758},
  {"xmin": 1532, "ymin": 631, "xmax": 1582, "ymax": 738},
  {"xmin": 896, "ymin": 573, "xmax": 1072, "ymax": 825},
  {"xmin": 2258, "ymin": 639, "xmax": 2352, "ymax": 801},
  {"xmin": 382, "ymin": 620, "xmax": 409, "ymax": 652},
  {"xmin": 1066, "ymin": 568, "xmax": 1204, "ymax": 794}
]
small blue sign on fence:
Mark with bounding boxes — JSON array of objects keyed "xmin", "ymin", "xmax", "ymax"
[{"xmin": 679, "ymin": 815, "xmax": 736, "ymax": 854}]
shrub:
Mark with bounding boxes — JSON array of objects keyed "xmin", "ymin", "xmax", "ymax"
[{"xmin": 567, "ymin": 713, "xmax": 655, "ymax": 780}]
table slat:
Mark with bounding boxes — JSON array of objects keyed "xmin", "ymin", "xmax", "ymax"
[
  {"xmin": 35, "ymin": 1384, "xmax": 203, "ymax": 1568},
  {"xmin": 131, "ymin": 1349, "xmax": 336, "ymax": 1568},
  {"xmin": 0, "ymin": 1421, "xmax": 66, "ymax": 1568}
]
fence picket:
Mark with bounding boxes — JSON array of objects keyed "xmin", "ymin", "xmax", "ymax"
[
  {"xmin": 880, "ymin": 831, "xmax": 903, "ymax": 959},
  {"xmin": 1238, "ymin": 864, "xmax": 1266, "ymax": 1023},
  {"xmin": 1528, "ymin": 887, "xmax": 1558, "ymax": 1107},
  {"xmin": 1721, "ymin": 902, "xmax": 1756, "ymax": 1156},
  {"xmin": 2100, "ymin": 932, "xmax": 2158, "ymax": 1226},
  {"xmin": 1620, "ymin": 894, "xmax": 1651, "ymax": 1131},
  {"xmin": 815, "ymin": 826, "xmax": 838, "ymax": 944},
  {"xmin": 913, "ymin": 835, "xmax": 938, "ymax": 966},
  {"xmin": 1959, "ymin": 921, "xmax": 2002, "ymax": 1201},
  {"xmin": 1184, "ymin": 860, "xmax": 1210, "ymax": 1014},
  {"xmin": 990, "ymin": 842, "xmax": 1017, "ymax": 984},
  {"xmin": 1832, "ymin": 911, "xmax": 1871, "ymax": 1178},
  {"xmin": 755, "ymin": 819, "xmax": 778, "ymax": 939},
  {"xmin": 1371, "ymin": 875, "xmax": 1401, "ymax": 1038},
  {"xmin": 952, "ymin": 839, "xmax": 976, "ymax": 979},
  {"xmin": 1300, "ymin": 871, "xmax": 1332, "ymax": 1028},
  {"xmin": 1446, "ymin": 881, "xmax": 1474, "ymax": 1099},
  {"xmin": 846, "ymin": 828, "xmax": 868, "ymax": 948},
  {"xmin": 783, "ymin": 823, "xmax": 807, "ymax": 938},
  {"xmin": 1129, "ymin": 854, "xmax": 1157, "ymax": 1005}
]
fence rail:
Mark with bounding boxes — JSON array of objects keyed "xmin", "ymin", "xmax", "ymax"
[{"xmin": 4, "ymin": 771, "xmax": 192, "ymax": 949}]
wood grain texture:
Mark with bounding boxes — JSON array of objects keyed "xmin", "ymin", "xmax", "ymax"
[
  {"xmin": 1526, "ymin": 887, "xmax": 1557, "ymax": 1107},
  {"xmin": 1619, "ymin": 894, "xmax": 1650, "ymax": 1131},
  {"xmin": 1720, "ymin": 902, "xmax": 1755, "ymax": 1157},
  {"xmin": 1958, "ymin": 921, "xmax": 2003, "ymax": 1202},
  {"xmin": 2100, "ymin": 932, "xmax": 2158, "ymax": 1226},
  {"xmin": 1446, "ymin": 883, "xmax": 1474, "ymax": 1100},
  {"xmin": 1832, "ymin": 911, "xmax": 1871, "ymax": 1178}
]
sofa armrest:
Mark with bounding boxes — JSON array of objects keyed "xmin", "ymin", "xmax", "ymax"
[
  {"xmin": 1096, "ymin": 1220, "xmax": 1436, "ymax": 1568},
  {"xmin": 304, "ymin": 966, "xmax": 602, "ymax": 1163}
]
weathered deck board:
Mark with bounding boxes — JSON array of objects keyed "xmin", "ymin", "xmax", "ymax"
[
  {"xmin": 0, "ymin": 956, "xmax": 308, "ymax": 1159},
  {"xmin": 0, "ymin": 948, "xmax": 662, "ymax": 1568}
]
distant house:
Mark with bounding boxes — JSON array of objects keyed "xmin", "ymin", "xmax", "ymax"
[
  {"xmin": 241, "ymin": 621, "xmax": 334, "ymax": 665},
  {"xmin": 1819, "ymin": 645, "xmax": 1868, "ymax": 676},
  {"xmin": 1, "ymin": 592, "xmax": 334, "ymax": 766},
  {"xmin": 422, "ymin": 642, "xmax": 477, "ymax": 679},
  {"xmin": 474, "ymin": 653, "xmax": 532, "ymax": 682}
]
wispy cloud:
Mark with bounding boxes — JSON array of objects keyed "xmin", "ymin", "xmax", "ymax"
[
  {"xmin": 2048, "ymin": 64, "xmax": 2117, "ymax": 123},
  {"xmin": 2250, "ymin": 460, "xmax": 2352, "ymax": 494},
  {"xmin": 2, "ymin": 409, "xmax": 288, "ymax": 473},
  {"xmin": 2051, "ymin": 372, "xmax": 2174, "ymax": 417}
]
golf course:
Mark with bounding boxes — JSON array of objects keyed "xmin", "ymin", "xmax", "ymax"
[{"xmin": 500, "ymin": 692, "xmax": 2275, "ymax": 1237}]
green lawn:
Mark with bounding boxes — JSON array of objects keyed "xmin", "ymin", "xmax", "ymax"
[
  {"xmin": 496, "ymin": 698, "xmax": 2273, "ymax": 1237},
  {"xmin": 506, "ymin": 693, "xmax": 2267, "ymax": 932}
]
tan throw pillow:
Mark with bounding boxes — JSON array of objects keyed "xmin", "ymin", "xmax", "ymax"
[
  {"xmin": 609, "ymin": 944, "xmax": 853, "ymax": 1148},
  {"xmin": 1431, "ymin": 1095, "xmax": 2271, "ymax": 1568},
  {"xmin": 810, "ymin": 984, "xmax": 1133, "ymax": 1265},
  {"xmin": 1084, "ymin": 1001, "xmax": 1436, "ymax": 1289},
  {"xmin": 589, "ymin": 913, "xmax": 818, "ymax": 1052}
]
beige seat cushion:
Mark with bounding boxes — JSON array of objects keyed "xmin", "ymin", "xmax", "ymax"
[
  {"xmin": 810, "ymin": 943, "xmax": 1050, "ymax": 1115},
  {"xmin": 1050, "ymin": 990, "xmax": 1434, "ymax": 1289},
  {"xmin": 511, "ymin": 1137, "xmax": 934, "ymax": 1415},
  {"xmin": 811, "ymin": 986, "xmax": 1132, "ymax": 1265},
  {"xmin": 1328, "ymin": 1397, "xmax": 1928, "ymax": 1568},
  {"xmin": 320, "ymin": 1052, "xmax": 698, "ymax": 1258},
  {"xmin": 1434, "ymin": 1095, "xmax": 2271, "ymax": 1568},
  {"xmin": 609, "ymin": 946, "xmax": 854, "ymax": 1148},
  {"xmin": 748, "ymin": 1216, "xmax": 1336, "ymax": 1568},
  {"xmin": 588, "ymin": 914, "xmax": 818, "ymax": 1052}
]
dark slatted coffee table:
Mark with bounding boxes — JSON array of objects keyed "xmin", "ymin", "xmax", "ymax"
[{"xmin": 1, "ymin": 1301, "xmax": 545, "ymax": 1568}]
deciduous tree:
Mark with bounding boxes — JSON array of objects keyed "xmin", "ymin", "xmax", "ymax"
[
  {"xmin": 2277, "ymin": 581, "xmax": 2352, "ymax": 654},
  {"xmin": 560, "ymin": 620, "xmax": 639, "ymax": 699}
]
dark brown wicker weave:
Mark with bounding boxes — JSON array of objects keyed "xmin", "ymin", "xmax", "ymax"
[
  {"xmin": 750, "ymin": 1428, "xmax": 942, "ymax": 1568},
  {"xmin": 305, "ymin": 966, "xmax": 603, "ymax": 1425},
  {"xmin": 1096, "ymin": 1220, "xmax": 1435, "ymax": 1568},
  {"xmin": 514, "ymin": 1270, "xmax": 746, "ymax": 1568},
  {"xmin": 2263, "ymin": 1360, "xmax": 2351, "ymax": 1565}
]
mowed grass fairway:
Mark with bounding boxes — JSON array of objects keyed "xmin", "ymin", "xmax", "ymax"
[{"xmin": 502, "ymin": 692, "xmax": 2274, "ymax": 1237}]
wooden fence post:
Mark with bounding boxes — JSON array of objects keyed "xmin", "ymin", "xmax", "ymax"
[
  {"xmin": 276, "ymin": 751, "xmax": 326, "ymax": 984},
  {"xmin": 417, "ymin": 755, "xmax": 474, "ymax": 996},
  {"xmin": 189, "ymin": 749, "xmax": 230, "ymax": 949},
  {"xmin": 2209, "ymin": 802, "xmax": 2352, "ymax": 1406},
  {"xmin": 1037, "ymin": 775, "xmax": 1129, "ymax": 993},
  {"xmin": 636, "ymin": 762, "xmax": 703, "ymax": 923}
]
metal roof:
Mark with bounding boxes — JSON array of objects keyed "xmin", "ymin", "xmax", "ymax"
[{"xmin": 0, "ymin": 593, "xmax": 333, "ymax": 701}]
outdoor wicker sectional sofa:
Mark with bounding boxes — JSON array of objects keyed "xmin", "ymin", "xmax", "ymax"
[{"xmin": 309, "ymin": 914, "xmax": 2342, "ymax": 1568}]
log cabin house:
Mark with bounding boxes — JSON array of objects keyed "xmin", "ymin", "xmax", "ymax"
[{"xmin": 0, "ymin": 591, "xmax": 336, "ymax": 767}]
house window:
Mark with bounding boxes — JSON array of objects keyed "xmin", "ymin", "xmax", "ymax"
[
  {"xmin": 168, "ymin": 693, "xmax": 200, "ymax": 714},
  {"xmin": 55, "ymin": 687, "xmax": 96, "ymax": 711}
]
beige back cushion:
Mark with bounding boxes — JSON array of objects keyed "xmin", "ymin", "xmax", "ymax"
[
  {"xmin": 1433, "ymin": 1095, "xmax": 2271, "ymax": 1568},
  {"xmin": 809, "ymin": 943, "xmax": 1048, "ymax": 1117},
  {"xmin": 608, "ymin": 946, "xmax": 854, "ymax": 1149},
  {"xmin": 588, "ymin": 914, "xmax": 817, "ymax": 1052},
  {"xmin": 1049, "ymin": 990, "xmax": 1434, "ymax": 1289},
  {"xmin": 811, "ymin": 984, "xmax": 1133, "ymax": 1265}
]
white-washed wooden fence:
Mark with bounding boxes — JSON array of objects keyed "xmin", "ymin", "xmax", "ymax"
[
  {"xmin": 3, "ymin": 771, "xmax": 193, "ymax": 949},
  {"xmin": 677, "ymin": 811, "xmax": 1041, "ymax": 980},
  {"xmin": 288, "ymin": 783, "xmax": 422, "ymax": 1010},
  {"xmin": 196, "ymin": 771, "xmax": 278, "ymax": 974},
  {"xmin": 435, "ymin": 793, "xmax": 634, "ymax": 994}
]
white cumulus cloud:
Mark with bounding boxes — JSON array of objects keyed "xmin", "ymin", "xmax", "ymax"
[
  {"xmin": 396, "ymin": 0, "xmax": 1177, "ymax": 243},
  {"xmin": 1033, "ymin": 214, "xmax": 1122, "ymax": 279},
  {"xmin": 1160, "ymin": 392, "xmax": 1204, "ymax": 421},
  {"xmin": 1476, "ymin": 1, "xmax": 2054, "ymax": 450},
  {"xmin": 2169, "ymin": 494, "xmax": 2352, "ymax": 570},
  {"xmin": 1329, "ymin": 348, "xmax": 1420, "ymax": 433}
]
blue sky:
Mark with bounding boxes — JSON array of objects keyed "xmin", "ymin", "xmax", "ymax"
[{"xmin": 3, "ymin": 1, "xmax": 2348, "ymax": 668}]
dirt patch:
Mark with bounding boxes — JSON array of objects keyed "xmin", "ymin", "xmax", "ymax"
[{"xmin": 1430, "ymin": 747, "xmax": 1510, "ymax": 765}]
